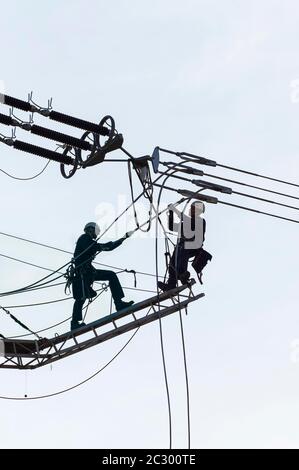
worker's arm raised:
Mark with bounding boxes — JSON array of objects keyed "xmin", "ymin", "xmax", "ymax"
[
  {"xmin": 168, "ymin": 203, "xmax": 181, "ymax": 217},
  {"xmin": 97, "ymin": 232, "xmax": 133, "ymax": 252}
]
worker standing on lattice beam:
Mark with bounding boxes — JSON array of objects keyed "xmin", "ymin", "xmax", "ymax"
[
  {"xmin": 158, "ymin": 202, "xmax": 211, "ymax": 291},
  {"xmin": 70, "ymin": 223, "xmax": 134, "ymax": 330}
]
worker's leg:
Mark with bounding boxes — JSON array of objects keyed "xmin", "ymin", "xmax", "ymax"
[
  {"xmin": 93, "ymin": 269, "xmax": 124, "ymax": 303},
  {"xmin": 167, "ymin": 245, "xmax": 180, "ymax": 288},
  {"xmin": 176, "ymin": 245, "xmax": 190, "ymax": 275},
  {"xmin": 159, "ymin": 244, "xmax": 194, "ymax": 292},
  {"xmin": 72, "ymin": 298, "xmax": 85, "ymax": 323}
]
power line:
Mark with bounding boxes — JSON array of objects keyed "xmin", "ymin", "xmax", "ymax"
[
  {"xmin": 5, "ymin": 288, "xmax": 107, "ymax": 339},
  {"xmin": 0, "ymin": 252, "xmax": 64, "ymax": 274},
  {"xmin": 0, "ymin": 166, "xmax": 187, "ymax": 299},
  {"xmin": 160, "ymin": 171, "xmax": 299, "ymax": 212},
  {"xmin": 159, "ymin": 147, "xmax": 299, "ymax": 189},
  {"xmin": 0, "ymin": 179, "xmax": 149, "ymax": 297},
  {"xmin": 0, "ymin": 316, "xmax": 145, "ymax": 400},
  {"xmin": 178, "ymin": 307, "xmax": 191, "ymax": 448},
  {"xmin": 203, "ymin": 171, "xmax": 299, "ymax": 202},
  {"xmin": 0, "ymin": 231, "xmax": 161, "ymax": 280},
  {"xmin": 154, "ymin": 168, "xmax": 186, "ymax": 449},
  {"xmin": 163, "ymin": 161, "xmax": 299, "ymax": 202},
  {"xmin": 4, "ymin": 285, "xmax": 156, "ymax": 310},
  {"xmin": 0, "ymin": 160, "xmax": 51, "ymax": 181},
  {"xmin": 218, "ymin": 199, "xmax": 299, "ymax": 224},
  {"xmin": 0, "ymin": 249, "xmax": 166, "ymax": 298},
  {"xmin": 152, "ymin": 182, "xmax": 299, "ymax": 225},
  {"xmin": 4, "ymin": 284, "xmax": 156, "ymax": 341},
  {"xmin": 218, "ymin": 162, "xmax": 299, "ymax": 189},
  {"xmin": 233, "ymin": 189, "xmax": 299, "ymax": 211}
]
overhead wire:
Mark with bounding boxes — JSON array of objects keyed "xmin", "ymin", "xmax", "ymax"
[
  {"xmin": 0, "ymin": 307, "xmax": 151, "ymax": 400},
  {"xmin": 0, "ymin": 252, "xmax": 65, "ymax": 274},
  {"xmin": 159, "ymin": 147, "xmax": 299, "ymax": 189},
  {"xmin": 6, "ymin": 287, "xmax": 107, "ymax": 339},
  {"xmin": 160, "ymin": 171, "xmax": 299, "ymax": 212},
  {"xmin": 202, "ymin": 171, "xmax": 299, "ymax": 202},
  {"xmin": 0, "ymin": 160, "xmax": 51, "ymax": 181},
  {"xmin": 0, "ymin": 230, "xmax": 162, "ymax": 280},
  {"xmin": 155, "ymin": 169, "xmax": 175, "ymax": 450},
  {"xmin": 157, "ymin": 169, "xmax": 201, "ymax": 450},
  {"xmin": 219, "ymin": 199, "xmax": 299, "ymax": 224},
  {"xmin": 152, "ymin": 182, "xmax": 299, "ymax": 225},
  {"xmin": 152, "ymin": 163, "xmax": 198, "ymax": 449},
  {"xmin": 0, "ymin": 166, "xmax": 185, "ymax": 297},
  {"xmin": 3, "ymin": 285, "xmax": 156, "ymax": 311}
]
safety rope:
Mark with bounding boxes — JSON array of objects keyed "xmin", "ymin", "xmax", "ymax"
[
  {"xmin": 115, "ymin": 268, "xmax": 137, "ymax": 288},
  {"xmin": 0, "ymin": 305, "xmax": 42, "ymax": 340},
  {"xmin": 127, "ymin": 160, "xmax": 152, "ymax": 232}
]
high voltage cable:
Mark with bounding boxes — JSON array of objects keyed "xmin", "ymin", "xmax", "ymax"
[
  {"xmin": 0, "ymin": 165, "xmax": 189, "ymax": 299},
  {"xmin": 163, "ymin": 162, "xmax": 299, "ymax": 202},
  {"xmin": 0, "ymin": 228, "xmax": 161, "ymax": 278},
  {"xmin": 0, "ymin": 178, "xmax": 186, "ymax": 297},
  {"xmin": 0, "ymin": 169, "xmax": 175, "ymax": 279},
  {"xmin": 160, "ymin": 172, "xmax": 299, "ymax": 212},
  {"xmin": 154, "ymin": 170, "xmax": 177, "ymax": 450},
  {"xmin": 218, "ymin": 162, "xmax": 299, "ymax": 189},
  {"xmin": 159, "ymin": 147, "xmax": 299, "ymax": 189},
  {"xmin": 4, "ymin": 285, "xmax": 157, "ymax": 342},
  {"xmin": 152, "ymin": 183, "xmax": 299, "ymax": 225},
  {"xmin": 0, "ymin": 174, "xmax": 154, "ymax": 297},
  {"xmin": 4, "ymin": 285, "xmax": 156, "ymax": 310},
  {"xmin": 0, "ymin": 252, "xmax": 65, "ymax": 274},
  {"xmin": 153, "ymin": 166, "xmax": 201, "ymax": 449},
  {"xmin": 204, "ymin": 171, "xmax": 299, "ymax": 202},
  {"xmin": 5, "ymin": 289, "xmax": 107, "ymax": 339},
  {"xmin": 0, "ymin": 312, "xmax": 147, "ymax": 400},
  {"xmin": 0, "ymin": 167, "xmax": 186, "ymax": 284},
  {"xmin": 219, "ymin": 200, "xmax": 299, "ymax": 223}
]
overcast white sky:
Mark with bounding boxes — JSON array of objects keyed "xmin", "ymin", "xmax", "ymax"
[{"xmin": 0, "ymin": 0, "xmax": 299, "ymax": 449}]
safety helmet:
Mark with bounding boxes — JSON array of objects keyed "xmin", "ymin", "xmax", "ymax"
[{"xmin": 84, "ymin": 222, "xmax": 100, "ymax": 237}]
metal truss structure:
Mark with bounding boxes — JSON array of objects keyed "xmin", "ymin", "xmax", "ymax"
[{"xmin": 0, "ymin": 282, "xmax": 204, "ymax": 370}]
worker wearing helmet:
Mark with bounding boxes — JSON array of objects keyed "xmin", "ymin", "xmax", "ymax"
[{"xmin": 71, "ymin": 222, "xmax": 134, "ymax": 330}]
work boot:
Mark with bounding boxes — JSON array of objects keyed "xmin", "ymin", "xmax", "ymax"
[
  {"xmin": 179, "ymin": 271, "xmax": 190, "ymax": 285},
  {"xmin": 115, "ymin": 300, "xmax": 134, "ymax": 311},
  {"xmin": 157, "ymin": 281, "xmax": 175, "ymax": 292},
  {"xmin": 71, "ymin": 321, "xmax": 86, "ymax": 331},
  {"xmin": 88, "ymin": 287, "xmax": 97, "ymax": 299}
]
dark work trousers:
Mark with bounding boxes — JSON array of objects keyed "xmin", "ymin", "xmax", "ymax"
[
  {"xmin": 72, "ymin": 269, "xmax": 125, "ymax": 324},
  {"xmin": 167, "ymin": 241, "xmax": 201, "ymax": 288}
]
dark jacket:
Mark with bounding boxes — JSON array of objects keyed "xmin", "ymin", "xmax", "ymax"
[
  {"xmin": 74, "ymin": 233, "xmax": 125, "ymax": 269},
  {"xmin": 72, "ymin": 233, "xmax": 126, "ymax": 300}
]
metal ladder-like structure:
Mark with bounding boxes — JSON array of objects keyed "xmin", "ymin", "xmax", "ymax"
[{"xmin": 0, "ymin": 282, "xmax": 204, "ymax": 370}]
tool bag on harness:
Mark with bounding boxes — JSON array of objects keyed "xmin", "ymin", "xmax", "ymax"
[
  {"xmin": 65, "ymin": 263, "xmax": 96, "ymax": 301},
  {"xmin": 191, "ymin": 248, "xmax": 212, "ymax": 284}
]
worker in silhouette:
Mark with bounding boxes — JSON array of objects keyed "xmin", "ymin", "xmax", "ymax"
[
  {"xmin": 158, "ymin": 201, "xmax": 206, "ymax": 291},
  {"xmin": 71, "ymin": 222, "xmax": 134, "ymax": 330}
]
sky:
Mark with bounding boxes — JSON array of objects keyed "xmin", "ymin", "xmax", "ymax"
[{"xmin": 0, "ymin": 0, "xmax": 299, "ymax": 449}]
